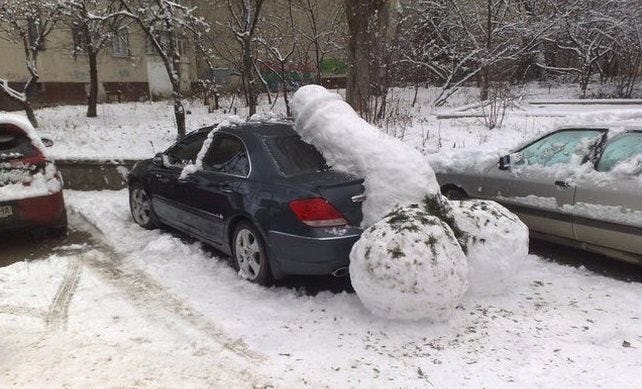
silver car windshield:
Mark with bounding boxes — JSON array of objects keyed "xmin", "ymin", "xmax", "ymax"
[
  {"xmin": 515, "ymin": 130, "xmax": 603, "ymax": 167},
  {"xmin": 597, "ymin": 132, "xmax": 642, "ymax": 173}
]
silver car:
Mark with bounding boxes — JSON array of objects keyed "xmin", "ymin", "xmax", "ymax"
[{"xmin": 435, "ymin": 126, "xmax": 642, "ymax": 264}]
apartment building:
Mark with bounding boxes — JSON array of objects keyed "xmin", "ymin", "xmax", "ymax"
[{"xmin": 0, "ymin": 23, "xmax": 197, "ymax": 109}]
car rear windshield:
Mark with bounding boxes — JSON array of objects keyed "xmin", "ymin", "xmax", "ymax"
[
  {"xmin": 265, "ymin": 135, "xmax": 328, "ymax": 176},
  {"xmin": 0, "ymin": 124, "xmax": 38, "ymax": 162}
]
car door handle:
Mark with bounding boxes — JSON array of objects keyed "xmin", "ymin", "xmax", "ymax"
[{"xmin": 554, "ymin": 180, "xmax": 571, "ymax": 189}]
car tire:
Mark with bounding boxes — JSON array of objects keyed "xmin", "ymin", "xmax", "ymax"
[
  {"xmin": 232, "ymin": 221, "xmax": 273, "ymax": 285},
  {"xmin": 129, "ymin": 183, "xmax": 160, "ymax": 229},
  {"xmin": 443, "ymin": 187, "xmax": 468, "ymax": 201}
]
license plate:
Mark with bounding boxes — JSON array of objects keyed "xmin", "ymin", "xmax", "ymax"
[{"xmin": 0, "ymin": 205, "xmax": 13, "ymax": 219}]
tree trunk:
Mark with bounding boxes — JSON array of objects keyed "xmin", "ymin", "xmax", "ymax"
[
  {"xmin": 87, "ymin": 51, "xmax": 99, "ymax": 118},
  {"xmin": 173, "ymin": 95, "xmax": 186, "ymax": 138},
  {"xmin": 479, "ymin": 68, "xmax": 490, "ymax": 101},
  {"xmin": 23, "ymin": 101, "xmax": 39, "ymax": 128},
  {"xmin": 344, "ymin": 0, "xmax": 392, "ymax": 121},
  {"xmin": 243, "ymin": 40, "xmax": 257, "ymax": 117}
]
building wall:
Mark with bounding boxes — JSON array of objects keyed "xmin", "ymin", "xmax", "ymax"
[{"xmin": 0, "ymin": 23, "xmax": 196, "ymax": 109}]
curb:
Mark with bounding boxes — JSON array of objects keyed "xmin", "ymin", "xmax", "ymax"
[{"xmin": 55, "ymin": 158, "xmax": 143, "ymax": 190}]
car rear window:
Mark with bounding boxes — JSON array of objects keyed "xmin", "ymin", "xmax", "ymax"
[
  {"xmin": 265, "ymin": 135, "xmax": 328, "ymax": 176},
  {"xmin": 0, "ymin": 124, "xmax": 39, "ymax": 162}
]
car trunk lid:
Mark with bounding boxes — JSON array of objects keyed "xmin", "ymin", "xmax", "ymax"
[{"xmin": 288, "ymin": 170, "xmax": 365, "ymax": 226}]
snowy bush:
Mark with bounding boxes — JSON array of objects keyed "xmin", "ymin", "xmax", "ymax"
[
  {"xmin": 290, "ymin": 85, "xmax": 440, "ymax": 226},
  {"xmin": 349, "ymin": 204, "xmax": 469, "ymax": 321},
  {"xmin": 448, "ymin": 199, "xmax": 529, "ymax": 295}
]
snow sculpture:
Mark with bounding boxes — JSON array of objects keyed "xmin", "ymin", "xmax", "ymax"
[
  {"xmin": 349, "ymin": 204, "xmax": 468, "ymax": 321},
  {"xmin": 449, "ymin": 199, "xmax": 529, "ymax": 296},
  {"xmin": 290, "ymin": 85, "xmax": 528, "ymax": 321},
  {"xmin": 290, "ymin": 85, "xmax": 440, "ymax": 227}
]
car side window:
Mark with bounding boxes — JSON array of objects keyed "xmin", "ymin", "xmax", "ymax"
[
  {"xmin": 203, "ymin": 135, "xmax": 249, "ymax": 177},
  {"xmin": 597, "ymin": 132, "xmax": 642, "ymax": 173},
  {"xmin": 165, "ymin": 132, "xmax": 207, "ymax": 167},
  {"xmin": 515, "ymin": 130, "xmax": 603, "ymax": 167}
]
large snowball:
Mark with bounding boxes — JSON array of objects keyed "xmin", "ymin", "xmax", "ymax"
[
  {"xmin": 349, "ymin": 205, "xmax": 469, "ymax": 321},
  {"xmin": 290, "ymin": 85, "xmax": 440, "ymax": 226},
  {"xmin": 449, "ymin": 199, "xmax": 529, "ymax": 296}
]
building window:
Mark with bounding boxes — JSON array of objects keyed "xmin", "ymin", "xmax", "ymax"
[
  {"xmin": 72, "ymin": 26, "xmax": 87, "ymax": 54},
  {"xmin": 112, "ymin": 27, "xmax": 129, "ymax": 56},
  {"xmin": 147, "ymin": 31, "xmax": 189, "ymax": 57},
  {"xmin": 178, "ymin": 37, "xmax": 189, "ymax": 56}
]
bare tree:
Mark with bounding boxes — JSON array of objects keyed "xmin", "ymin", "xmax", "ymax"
[
  {"xmin": 0, "ymin": 0, "xmax": 63, "ymax": 127},
  {"xmin": 226, "ymin": 0, "xmax": 265, "ymax": 117},
  {"xmin": 118, "ymin": 0, "xmax": 207, "ymax": 138},
  {"xmin": 61, "ymin": 0, "xmax": 125, "ymax": 117},
  {"xmin": 539, "ymin": 1, "xmax": 621, "ymax": 97},
  {"xmin": 399, "ymin": 0, "xmax": 559, "ymax": 106},
  {"xmin": 288, "ymin": 0, "xmax": 344, "ymax": 84}
]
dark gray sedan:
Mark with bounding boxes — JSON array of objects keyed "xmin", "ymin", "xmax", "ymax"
[
  {"xmin": 436, "ymin": 126, "xmax": 642, "ymax": 264},
  {"xmin": 128, "ymin": 121, "xmax": 365, "ymax": 284}
]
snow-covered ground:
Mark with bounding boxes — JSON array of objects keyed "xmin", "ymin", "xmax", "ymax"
[
  {"xmin": 1, "ymin": 190, "xmax": 640, "ymax": 388},
  {"xmin": 2, "ymin": 83, "xmax": 642, "ymax": 387}
]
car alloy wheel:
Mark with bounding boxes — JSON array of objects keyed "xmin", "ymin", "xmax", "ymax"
[
  {"xmin": 129, "ymin": 184, "xmax": 158, "ymax": 229},
  {"xmin": 233, "ymin": 222, "xmax": 271, "ymax": 285}
]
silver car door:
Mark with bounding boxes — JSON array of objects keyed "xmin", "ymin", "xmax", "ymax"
[
  {"xmin": 572, "ymin": 131, "xmax": 642, "ymax": 257},
  {"xmin": 483, "ymin": 129, "xmax": 606, "ymax": 239}
]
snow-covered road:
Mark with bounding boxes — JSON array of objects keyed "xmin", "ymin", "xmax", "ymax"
[{"xmin": 1, "ymin": 190, "xmax": 641, "ymax": 388}]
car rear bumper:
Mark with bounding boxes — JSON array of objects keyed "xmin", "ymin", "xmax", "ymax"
[
  {"xmin": 267, "ymin": 228, "xmax": 362, "ymax": 276},
  {"xmin": 0, "ymin": 190, "xmax": 67, "ymax": 233}
]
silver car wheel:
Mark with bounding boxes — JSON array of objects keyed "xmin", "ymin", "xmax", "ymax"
[
  {"xmin": 131, "ymin": 187, "xmax": 152, "ymax": 226},
  {"xmin": 234, "ymin": 228, "xmax": 262, "ymax": 280}
]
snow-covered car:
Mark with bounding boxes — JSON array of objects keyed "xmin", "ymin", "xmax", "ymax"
[
  {"xmin": 436, "ymin": 126, "xmax": 642, "ymax": 264},
  {"xmin": 0, "ymin": 115, "xmax": 67, "ymax": 236},
  {"xmin": 127, "ymin": 121, "xmax": 365, "ymax": 284}
]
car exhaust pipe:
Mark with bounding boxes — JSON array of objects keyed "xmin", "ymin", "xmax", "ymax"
[{"xmin": 331, "ymin": 266, "xmax": 349, "ymax": 278}]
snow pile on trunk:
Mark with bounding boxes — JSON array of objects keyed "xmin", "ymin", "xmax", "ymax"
[
  {"xmin": 290, "ymin": 85, "xmax": 440, "ymax": 226},
  {"xmin": 349, "ymin": 204, "xmax": 468, "ymax": 321},
  {"xmin": 449, "ymin": 199, "xmax": 529, "ymax": 295}
]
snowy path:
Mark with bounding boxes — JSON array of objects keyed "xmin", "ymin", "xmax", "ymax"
[
  {"xmin": 1, "ymin": 190, "xmax": 641, "ymax": 388},
  {"xmin": 0, "ymin": 218, "xmax": 269, "ymax": 387}
]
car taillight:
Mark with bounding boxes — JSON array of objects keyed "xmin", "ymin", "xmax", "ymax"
[{"xmin": 289, "ymin": 198, "xmax": 348, "ymax": 227}]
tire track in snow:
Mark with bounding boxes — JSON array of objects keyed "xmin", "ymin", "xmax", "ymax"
[
  {"xmin": 45, "ymin": 256, "xmax": 82, "ymax": 331},
  {"xmin": 0, "ymin": 305, "xmax": 46, "ymax": 319},
  {"xmin": 67, "ymin": 211, "xmax": 269, "ymax": 386}
]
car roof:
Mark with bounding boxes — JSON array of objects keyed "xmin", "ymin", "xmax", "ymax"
[
  {"xmin": 555, "ymin": 123, "xmax": 642, "ymax": 132},
  {"xmin": 195, "ymin": 120, "xmax": 296, "ymax": 138}
]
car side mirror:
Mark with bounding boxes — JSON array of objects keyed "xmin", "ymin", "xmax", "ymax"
[
  {"xmin": 152, "ymin": 153, "xmax": 165, "ymax": 167},
  {"xmin": 41, "ymin": 138, "xmax": 54, "ymax": 147},
  {"xmin": 499, "ymin": 155, "xmax": 511, "ymax": 170}
]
